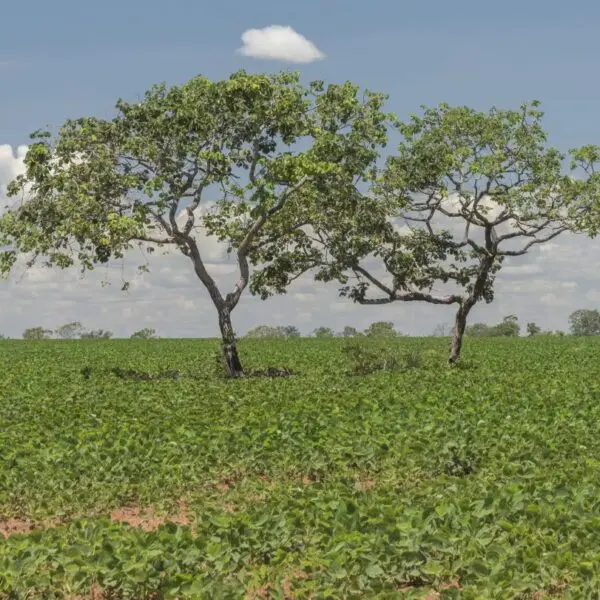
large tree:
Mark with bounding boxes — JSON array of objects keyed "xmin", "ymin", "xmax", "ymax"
[
  {"xmin": 0, "ymin": 71, "xmax": 390, "ymax": 377},
  {"xmin": 246, "ymin": 101, "xmax": 593, "ymax": 363}
]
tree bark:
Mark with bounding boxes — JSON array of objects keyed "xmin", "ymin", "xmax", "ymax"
[
  {"xmin": 218, "ymin": 306, "xmax": 244, "ymax": 378},
  {"xmin": 449, "ymin": 300, "xmax": 475, "ymax": 365}
]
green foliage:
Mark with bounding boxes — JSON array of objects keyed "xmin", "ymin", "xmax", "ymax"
[
  {"xmin": 0, "ymin": 70, "xmax": 391, "ymax": 375},
  {"xmin": 22, "ymin": 326, "xmax": 53, "ymax": 340},
  {"xmin": 249, "ymin": 101, "xmax": 595, "ymax": 364},
  {"xmin": 466, "ymin": 315, "xmax": 520, "ymax": 337},
  {"xmin": 55, "ymin": 321, "xmax": 85, "ymax": 340},
  {"xmin": 313, "ymin": 326, "xmax": 335, "ymax": 338},
  {"xmin": 79, "ymin": 328, "xmax": 113, "ymax": 340},
  {"xmin": 494, "ymin": 315, "xmax": 520, "ymax": 337},
  {"xmin": 130, "ymin": 328, "xmax": 158, "ymax": 340},
  {"xmin": 569, "ymin": 308, "xmax": 600, "ymax": 336},
  {"xmin": 526, "ymin": 322, "xmax": 542, "ymax": 337},
  {"xmin": 342, "ymin": 339, "xmax": 401, "ymax": 375},
  {"xmin": 341, "ymin": 325, "xmax": 360, "ymax": 337},
  {"xmin": 363, "ymin": 320, "xmax": 398, "ymax": 338},
  {"xmin": 2, "ymin": 337, "xmax": 600, "ymax": 596},
  {"xmin": 245, "ymin": 325, "xmax": 300, "ymax": 338},
  {"xmin": 280, "ymin": 325, "xmax": 301, "ymax": 338}
]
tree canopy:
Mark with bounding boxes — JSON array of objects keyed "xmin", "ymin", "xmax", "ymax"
[
  {"xmin": 245, "ymin": 101, "xmax": 598, "ymax": 363},
  {"xmin": 0, "ymin": 70, "xmax": 391, "ymax": 376}
]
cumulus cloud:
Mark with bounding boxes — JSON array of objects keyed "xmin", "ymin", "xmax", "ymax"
[{"xmin": 237, "ymin": 25, "xmax": 325, "ymax": 63}]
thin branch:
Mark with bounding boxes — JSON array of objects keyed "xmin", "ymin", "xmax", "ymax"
[
  {"xmin": 498, "ymin": 225, "xmax": 567, "ymax": 256},
  {"xmin": 134, "ymin": 234, "xmax": 175, "ymax": 245}
]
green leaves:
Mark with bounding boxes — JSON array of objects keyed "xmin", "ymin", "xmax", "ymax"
[
  {"xmin": 1, "ymin": 337, "xmax": 600, "ymax": 595},
  {"xmin": 0, "ymin": 70, "xmax": 392, "ymax": 374},
  {"xmin": 247, "ymin": 99, "xmax": 598, "ymax": 363}
]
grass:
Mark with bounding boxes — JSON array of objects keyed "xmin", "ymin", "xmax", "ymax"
[{"xmin": 1, "ymin": 336, "xmax": 600, "ymax": 598}]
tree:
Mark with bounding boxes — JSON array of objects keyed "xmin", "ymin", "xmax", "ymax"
[
  {"xmin": 55, "ymin": 321, "xmax": 84, "ymax": 339},
  {"xmin": 465, "ymin": 323, "xmax": 493, "ymax": 337},
  {"xmin": 245, "ymin": 325, "xmax": 300, "ymax": 338},
  {"xmin": 313, "ymin": 326, "xmax": 335, "ymax": 338},
  {"xmin": 23, "ymin": 326, "xmax": 52, "ymax": 340},
  {"xmin": 568, "ymin": 309, "xmax": 600, "ymax": 336},
  {"xmin": 526, "ymin": 322, "xmax": 541, "ymax": 336},
  {"xmin": 0, "ymin": 71, "xmax": 389, "ymax": 378},
  {"xmin": 248, "ymin": 101, "xmax": 593, "ymax": 364},
  {"xmin": 341, "ymin": 325, "xmax": 359, "ymax": 337},
  {"xmin": 280, "ymin": 325, "xmax": 301, "ymax": 338},
  {"xmin": 80, "ymin": 329, "xmax": 113, "ymax": 339},
  {"xmin": 494, "ymin": 314, "xmax": 520, "ymax": 337},
  {"xmin": 130, "ymin": 327, "xmax": 158, "ymax": 340},
  {"xmin": 363, "ymin": 321, "xmax": 398, "ymax": 338},
  {"xmin": 466, "ymin": 316, "xmax": 519, "ymax": 337},
  {"xmin": 245, "ymin": 325, "xmax": 283, "ymax": 338}
]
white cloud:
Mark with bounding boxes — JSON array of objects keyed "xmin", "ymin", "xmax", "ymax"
[
  {"xmin": 540, "ymin": 293, "xmax": 570, "ymax": 308},
  {"xmin": 585, "ymin": 290, "xmax": 600, "ymax": 303},
  {"xmin": 0, "ymin": 144, "xmax": 27, "ymax": 204},
  {"xmin": 293, "ymin": 292, "xmax": 317, "ymax": 303},
  {"xmin": 502, "ymin": 263, "xmax": 543, "ymax": 277},
  {"xmin": 237, "ymin": 25, "xmax": 325, "ymax": 63}
]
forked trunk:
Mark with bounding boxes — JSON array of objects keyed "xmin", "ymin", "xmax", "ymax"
[
  {"xmin": 449, "ymin": 301, "xmax": 474, "ymax": 365},
  {"xmin": 218, "ymin": 307, "xmax": 244, "ymax": 378}
]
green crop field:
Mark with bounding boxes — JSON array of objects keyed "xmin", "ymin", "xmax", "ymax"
[{"xmin": 2, "ymin": 337, "xmax": 600, "ymax": 598}]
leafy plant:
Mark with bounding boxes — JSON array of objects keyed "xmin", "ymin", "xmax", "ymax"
[
  {"xmin": 342, "ymin": 340, "xmax": 401, "ymax": 375},
  {"xmin": 0, "ymin": 336, "xmax": 600, "ymax": 596}
]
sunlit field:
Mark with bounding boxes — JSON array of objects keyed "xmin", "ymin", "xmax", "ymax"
[{"xmin": 1, "ymin": 336, "xmax": 600, "ymax": 598}]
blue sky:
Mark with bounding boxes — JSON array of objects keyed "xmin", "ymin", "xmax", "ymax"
[
  {"xmin": 0, "ymin": 0, "xmax": 600, "ymax": 338},
  {"xmin": 3, "ymin": 0, "xmax": 600, "ymax": 148}
]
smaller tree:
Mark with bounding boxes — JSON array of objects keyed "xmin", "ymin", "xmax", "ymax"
[
  {"xmin": 465, "ymin": 323, "xmax": 492, "ymax": 337},
  {"xmin": 130, "ymin": 328, "xmax": 158, "ymax": 340},
  {"xmin": 526, "ymin": 322, "xmax": 541, "ymax": 337},
  {"xmin": 23, "ymin": 326, "xmax": 53, "ymax": 340},
  {"xmin": 364, "ymin": 321, "xmax": 398, "ymax": 338},
  {"xmin": 341, "ymin": 325, "xmax": 359, "ymax": 337},
  {"xmin": 494, "ymin": 315, "xmax": 520, "ymax": 337},
  {"xmin": 245, "ymin": 325, "xmax": 285, "ymax": 339},
  {"xmin": 80, "ymin": 329, "xmax": 113, "ymax": 339},
  {"xmin": 249, "ymin": 101, "xmax": 593, "ymax": 364},
  {"xmin": 280, "ymin": 325, "xmax": 301, "ymax": 338},
  {"xmin": 568, "ymin": 309, "xmax": 600, "ymax": 336},
  {"xmin": 55, "ymin": 321, "xmax": 85, "ymax": 339},
  {"xmin": 313, "ymin": 326, "xmax": 335, "ymax": 338}
]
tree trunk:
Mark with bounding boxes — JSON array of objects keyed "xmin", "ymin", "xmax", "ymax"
[
  {"xmin": 449, "ymin": 301, "xmax": 474, "ymax": 365},
  {"xmin": 218, "ymin": 307, "xmax": 244, "ymax": 378}
]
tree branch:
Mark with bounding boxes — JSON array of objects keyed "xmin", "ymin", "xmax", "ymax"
[
  {"xmin": 351, "ymin": 264, "xmax": 463, "ymax": 305},
  {"xmin": 226, "ymin": 175, "xmax": 310, "ymax": 310},
  {"xmin": 498, "ymin": 225, "xmax": 567, "ymax": 256}
]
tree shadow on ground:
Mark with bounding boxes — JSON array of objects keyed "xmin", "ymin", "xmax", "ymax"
[{"xmin": 80, "ymin": 366, "xmax": 296, "ymax": 381}]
